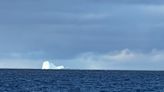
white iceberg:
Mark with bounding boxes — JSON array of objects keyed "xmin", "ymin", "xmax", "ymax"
[{"xmin": 42, "ymin": 61, "xmax": 64, "ymax": 70}]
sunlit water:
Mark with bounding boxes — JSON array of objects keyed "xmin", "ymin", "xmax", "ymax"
[{"xmin": 0, "ymin": 69, "xmax": 164, "ymax": 92}]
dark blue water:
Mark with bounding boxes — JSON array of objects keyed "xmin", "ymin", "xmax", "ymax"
[{"xmin": 0, "ymin": 69, "xmax": 164, "ymax": 92}]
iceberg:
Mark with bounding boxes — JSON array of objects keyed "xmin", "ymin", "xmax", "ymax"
[{"xmin": 42, "ymin": 61, "xmax": 64, "ymax": 70}]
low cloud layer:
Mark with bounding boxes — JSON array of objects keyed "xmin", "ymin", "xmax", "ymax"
[
  {"xmin": 0, "ymin": 49, "xmax": 164, "ymax": 70},
  {"xmin": 56, "ymin": 49, "xmax": 164, "ymax": 70}
]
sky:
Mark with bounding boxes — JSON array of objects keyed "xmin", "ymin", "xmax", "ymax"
[{"xmin": 0, "ymin": 0, "xmax": 164, "ymax": 70}]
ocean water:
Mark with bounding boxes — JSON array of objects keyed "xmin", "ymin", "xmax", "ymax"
[{"xmin": 0, "ymin": 70, "xmax": 164, "ymax": 92}]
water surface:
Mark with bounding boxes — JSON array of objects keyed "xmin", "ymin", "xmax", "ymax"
[{"xmin": 0, "ymin": 69, "xmax": 164, "ymax": 92}]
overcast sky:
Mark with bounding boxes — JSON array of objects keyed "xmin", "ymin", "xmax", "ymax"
[{"xmin": 0, "ymin": 0, "xmax": 164, "ymax": 70}]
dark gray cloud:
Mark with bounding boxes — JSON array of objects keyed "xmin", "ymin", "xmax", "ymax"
[{"xmin": 0, "ymin": 0, "xmax": 164, "ymax": 61}]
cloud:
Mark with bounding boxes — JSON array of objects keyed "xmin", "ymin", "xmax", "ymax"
[
  {"xmin": 0, "ymin": 1, "xmax": 164, "ymax": 70},
  {"xmin": 0, "ymin": 0, "xmax": 164, "ymax": 60},
  {"xmin": 0, "ymin": 49, "xmax": 164, "ymax": 70},
  {"xmin": 56, "ymin": 49, "xmax": 164, "ymax": 70},
  {"xmin": 0, "ymin": 58, "xmax": 42, "ymax": 69}
]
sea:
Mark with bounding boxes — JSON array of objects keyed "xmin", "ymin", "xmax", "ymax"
[{"xmin": 0, "ymin": 69, "xmax": 164, "ymax": 92}]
